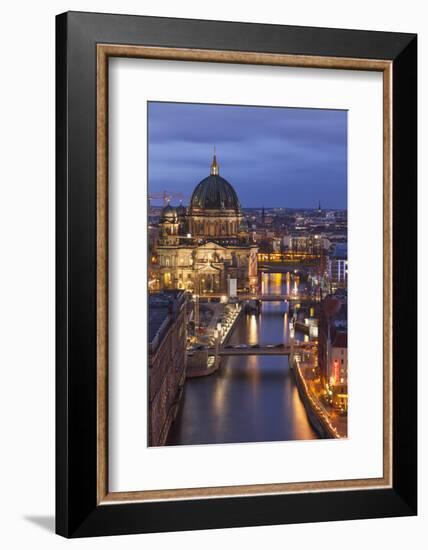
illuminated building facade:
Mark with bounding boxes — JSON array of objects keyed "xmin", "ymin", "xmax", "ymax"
[
  {"xmin": 330, "ymin": 332, "xmax": 348, "ymax": 410},
  {"xmin": 328, "ymin": 243, "xmax": 348, "ymax": 291},
  {"xmin": 318, "ymin": 296, "xmax": 348, "ymax": 411},
  {"xmin": 156, "ymin": 153, "xmax": 258, "ymax": 294}
]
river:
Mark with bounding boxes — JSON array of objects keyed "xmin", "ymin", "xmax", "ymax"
[{"xmin": 167, "ymin": 272, "xmax": 319, "ymax": 445}]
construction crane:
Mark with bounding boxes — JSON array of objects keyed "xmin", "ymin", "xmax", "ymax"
[{"xmin": 148, "ymin": 191, "xmax": 187, "ymax": 207}]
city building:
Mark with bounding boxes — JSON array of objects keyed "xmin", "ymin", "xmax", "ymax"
[
  {"xmin": 148, "ymin": 290, "xmax": 187, "ymax": 446},
  {"xmin": 318, "ymin": 295, "xmax": 348, "ymax": 410},
  {"xmin": 285, "ymin": 234, "xmax": 330, "ymax": 254},
  {"xmin": 156, "ymin": 152, "xmax": 258, "ymax": 294},
  {"xmin": 148, "ymin": 224, "xmax": 159, "ymax": 291},
  {"xmin": 330, "ymin": 331, "xmax": 348, "ymax": 410},
  {"xmin": 328, "ymin": 243, "xmax": 348, "ymax": 291}
]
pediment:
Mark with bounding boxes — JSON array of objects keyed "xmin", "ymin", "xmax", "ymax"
[
  {"xmin": 197, "ymin": 263, "xmax": 222, "ymax": 273},
  {"xmin": 196, "ymin": 242, "xmax": 226, "ymax": 251}
]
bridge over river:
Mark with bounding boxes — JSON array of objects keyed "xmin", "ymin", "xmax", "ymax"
[
  {"xmin": 196, "ymin": 342, "xmax": 316, "ymax": 356},
  {"xmin": 240, "ymin": 293, "xmax": 318, "ymax": 302}
]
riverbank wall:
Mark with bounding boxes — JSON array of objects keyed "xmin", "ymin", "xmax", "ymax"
[{"xmin": 291, "ymin": 356, "xmax": 339, "ymax": 439}]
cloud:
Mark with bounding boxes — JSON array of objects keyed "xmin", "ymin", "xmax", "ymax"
[{"xmin": 148, "ymin": 101, "xmax": 347, "ymax": 208}]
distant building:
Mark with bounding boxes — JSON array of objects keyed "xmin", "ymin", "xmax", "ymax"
[
  {"xmin": 286, "ymin": 235, "xmax": 330, "ymax": 254},
  {"xmin": 282, "ymin": 234, "xmax": 292, "ymax": 249},
  {"xmin": 328, "ymin": 243, "xmax": 348, "ymax": 291},
  {"xmin": 272, "ymin": 237, "xmax": 282, "ymax": 252},
  {"xmin": 149, "ymin": 290, "xmax": 187, "ymax": 446},
  {"xmin": 156, "ymin": 152, "xmax": 258, "ymax": 294},
  {"xmin": 253, "ymin": 228, "xmax": 276, "ymax": 244}
]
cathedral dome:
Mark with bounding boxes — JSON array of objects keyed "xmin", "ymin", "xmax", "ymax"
[
  {"xmin": 160, "ymin": 204, "xmax": 177, "ymax": 221},
  {"xmin": 190, "ymin": 151, "xmax": 240, "ymax": 212},
  {"xmin": 190, "ymin": 175, "xmax": 240, "ymax": 211}
]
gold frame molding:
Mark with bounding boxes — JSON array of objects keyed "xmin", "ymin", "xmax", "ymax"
[{"xmin": 96, "ymin": 44, "xmax": 392, "ymax": 505}]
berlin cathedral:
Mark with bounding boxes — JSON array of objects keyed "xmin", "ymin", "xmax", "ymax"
[{"xmin": 155, "ymin": 152, "xmax": 258, "ymax": 295}]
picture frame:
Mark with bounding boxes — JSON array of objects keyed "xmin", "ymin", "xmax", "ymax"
[{"xmin": 56, "ymin": 11, "xmax": 417, "ymax": 537}]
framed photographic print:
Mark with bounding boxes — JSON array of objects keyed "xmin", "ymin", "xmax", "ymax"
[{"xmin": 56, "ymin": 11, "xmax": 417, "ymax": 537}]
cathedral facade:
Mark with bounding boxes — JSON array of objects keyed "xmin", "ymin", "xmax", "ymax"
[{"xmin": 156, "ymin": 153, "xmax": 258, "ymax": 295}]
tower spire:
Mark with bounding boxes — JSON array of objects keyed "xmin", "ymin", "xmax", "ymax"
[{"xmin": 210, "ymin": 145, "xmax": 219, "ymax": 175}]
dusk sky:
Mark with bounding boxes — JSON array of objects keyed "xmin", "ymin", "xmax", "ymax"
[{"xmin": 148, "ymin": 102, "xmax": 347, "ymax": 209}]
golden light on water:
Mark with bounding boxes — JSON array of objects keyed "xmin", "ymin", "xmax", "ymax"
[
  {"xmin": 272, "ymin": 272, "xmax": 282, "ymax": 294},
  {"xmin": 248, "ymin": 355, "xmax": 260, "ymax": 396},
  {"xmin": 286, "ymin": 380, "xmax": 316, "ymax": 440},
  {"xmin": 213, "ymin": 377, "xmax": 226, "ymax": 415},
  {"xmin": 283, "ymin": 312, "xmax": 289, "ymax": 341},
  {"xmin": 248, "ymin": 314, "xmax": 258, "ymax": 345}
]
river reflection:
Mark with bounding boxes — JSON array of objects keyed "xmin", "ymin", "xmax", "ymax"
[{"xmin": 167, "ymin": 273, "xmax": 319, "ymax": 445}]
